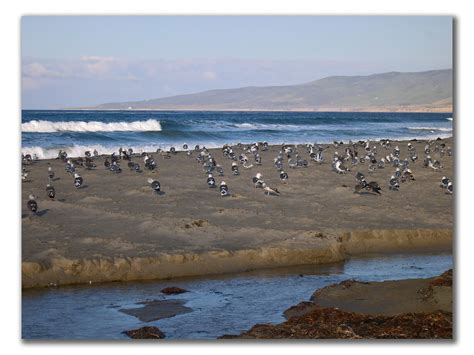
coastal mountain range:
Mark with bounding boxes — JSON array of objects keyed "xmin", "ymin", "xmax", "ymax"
[{"xmin": 84, "ymin": 69, "xmax": 452, "ymax": 112}]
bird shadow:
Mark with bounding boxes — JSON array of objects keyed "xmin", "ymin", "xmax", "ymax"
[
  {"xmin": 155, "ymin": 191, "xmax": 166, "ymax": 196},
  {"xmin": 355, "ymin": 192, "xmax": 380, "ymax": 196},
  {"xmin": 22, "ymin": 209, "xmax": 50, "ymax": 218},
  {"xmin": 78, "ymin": 185, "xmax": 89, "ymax": 189},
  {"xmin": 36, "ymin": 209, "xmax": 50, "ymax": 217}
]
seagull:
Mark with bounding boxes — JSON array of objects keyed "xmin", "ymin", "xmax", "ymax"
[
  {"xmin": 110, "ymin": 161, "xmax": 122, "ymax": 173},
  {"xmin": 367, "ymin": 181, "xmax": 382, "ymax": 195},
  {"xmin": 389, "ymin": 175, "xmax": 400, "ymax": 191},
  {"xmin": 220, "ymin": 181, "xmax": 229, "ymax": 196},
  {"xmin": 216, "ymin": 166, "xmax": 224, "ymax": 177},
  {"xmin": 447, "ymin": 181, "xmax": 453, "ymax": 194},
  {"xmin": 127, "ymin": 162, "xmax": 141, "ymax": 172},
  {"xmin": 440, "ymin": 176, "xmax": 451, "ymax": 189},
  {"xmin": 144, "ymin": 155, "xmax": 157, "ymax": 170},
  {"xmin": 354, "ymin": 172, "xmax": 368, "ymax": 193},
  {"xmin": 48, "ymin": 166, "xmax": 54, "ymax": 181},
  {"xmin": 27, "ymin": 194, "xmax": 38, "ymax": 215},
  {"xmin": 207, "ymin": 174, "xmax": 216, "ymax": 188},
  {"xmin": 74, "ymin": 173, "xmax": 83, "ymax": 189},
  {"xmin": 253, "ymin": 173, "xmax": 265, "ymax": 188},
  {"xmin": 279, "ymin": 170, "xmax": 289, "ymax": 184},
  {"xmin": 231, "ymin": 162, "xmax": 240, "ymax": 176},
  {"xmin": 46, "ymin": 184, "xmax": 55, "ymax": 200},
  {"xmin": 335, "ymin": 160, "xmax": 349, "ymax": 174},
  {"xmin": 401, "ymin": 169, "xmax": 415, "ymax": 182},
  {"xmin": 147, "ymin": 178, "xmax": 161, "ymax": 194},
  {"xmin": 262, "ymin": 183, "xmax": 280, "ymax": 196}
]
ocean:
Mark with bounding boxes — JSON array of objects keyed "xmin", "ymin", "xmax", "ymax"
[{"xmin": 21, "ymin": 110, "xmax": 453, "ymax": 159}]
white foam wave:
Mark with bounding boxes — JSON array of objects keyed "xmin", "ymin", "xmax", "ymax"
[
  {"xmin": 21, "ymin": 119, "xmax": 162, "ymax": 133},
  {"xmin": 21, "ymin": 142, "xmax": 224, "ymax": 160},
  {"xmin": 446, "ymin": 117, "xmax": 453, "ymax": 121},
  {"xmin": 407, "ymin": 126, "xmax": 452, "ymax": 132},
  {"xmin": 233, "ymin": 123, "xmax": 305, "ymax": 131}
]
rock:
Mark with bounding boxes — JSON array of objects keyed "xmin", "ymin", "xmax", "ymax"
[
  {"xmin": 123, "ymin": 326, "xmax": 165, "ymax": 339},
  {"xmin": 161, "ymin": 286, "xmax": 188, "ymax": 295}
]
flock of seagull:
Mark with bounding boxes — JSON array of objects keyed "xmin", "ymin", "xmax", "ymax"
[{"xmin": 22, "ymin": 138, "xmax": 453, "ymax": 216}]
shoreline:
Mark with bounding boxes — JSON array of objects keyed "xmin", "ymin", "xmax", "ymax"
[
  {"xmin": 22, "ymin": 138, "xmax": 453, "ymax": 289},
  {"xmin": 221, "ymin": 269, "xmax": 453, "ymax": 339}
]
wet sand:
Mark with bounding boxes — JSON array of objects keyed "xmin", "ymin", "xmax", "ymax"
[
  {"xmin": 22, "ymin": 138, "xmax": 453, "ymax": 288},
  {"xmin": 222, "ymin": 270, "xmax": 453, "ymax": 339}
]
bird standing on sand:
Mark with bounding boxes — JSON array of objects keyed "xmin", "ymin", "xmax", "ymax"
[
  {"xmin": 216, "ymin": 166, "xmax": 224, "ymax": 177},
  {"xmin": 354, "ymin": 172, "xmax": 369, "ymax": 193},
  {"xmin": 447, "ymin": 181, "xmax": 453, "ymax": 194},
  {"xmin": 207, "ymin": 174, "xmax": 216, "ymax": 188},
  {"xmin": 110, "ymin": 160, "xmax": 122, "ymax": 173},
  {"xmin": 48, "ymin": 166, "xmax": 54, "ymax": 181},
  {"xmin": 147, "ymin": 178, "xmax": 161, "ymax": 194},
  {"xmin": 335, "ymin": 160, "xmax": 349, "ymax": 174},
  {"xmin": 440, "ymin": 176, "xmax": 451, "ymax": 189},
  {"xmin": 220, "ymin": 181, "xmax": 229, "ymax": 196},
  {"xmin": 279, "ymin": 170, "xmax": 289, "ymax": 184},
  {"xmin": 74, "ymin": 173, "xmax": 83, "ymax": 189},
  {"xmin": 389, "ymin": 175, "xmax": 400, "ymax": 191},
  {"xmin": 46, "ymin": 184, "xmax": 55, "ymax": 200},
  {"xmin": 27, "ymin": 195, "xmax": 38, "ymax": 215},
  {"xmin": 128, "ymin": 161, "xmax": 141, "ymax": 172},
  {"xmin": 231, "ymin": 162, "xmax": 239, "ymax": 176},
  {"xmin": 253, "ymin": 173, "xmax": 265, "ymax": 188}
]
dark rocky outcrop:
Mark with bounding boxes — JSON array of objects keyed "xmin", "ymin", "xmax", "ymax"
[{"xmin": 123, "ymin": 326, "xmax": 165, "ymax": 339}]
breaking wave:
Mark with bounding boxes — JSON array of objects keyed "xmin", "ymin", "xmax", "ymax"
[
  {"xmin": 21, "ymin": 119, "xmax": 162, "ymax": 133},
  {"xmin": 21, "ymin": 142, "xmax": 224, "ymax": 160},
  {"xmin": 407, "ymin": 126, "xmax": 452, "ymax": 132}
]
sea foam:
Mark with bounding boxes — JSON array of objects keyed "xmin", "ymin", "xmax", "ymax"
[{"xmin": 21, "ymin": 119, "xmax": 162, "ymax": 133}]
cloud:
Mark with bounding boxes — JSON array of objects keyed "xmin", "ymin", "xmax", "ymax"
[
  {"xmin": 22, "ymin": 62, "xmax": 62, "ymax": 78},
  {"xmin": 202, "ymin": 71, "xmax": 217, "ymax": 80},
  {"xmin": 80, "ymin": 56, "xmax": 119, "ymax": 76},
  {"xmin": 80, "ymin": 56, "xmax": 117, "ymax": 62}
]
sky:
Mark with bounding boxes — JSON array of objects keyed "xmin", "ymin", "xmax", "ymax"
[{"xmin": 21, "ymin": 16, "xmax": 453, "ymax": 109}]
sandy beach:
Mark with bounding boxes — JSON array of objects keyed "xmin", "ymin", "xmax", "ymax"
[{"xmin": 22, "ymin": 138, "xmax": 453, "ymax": 288}]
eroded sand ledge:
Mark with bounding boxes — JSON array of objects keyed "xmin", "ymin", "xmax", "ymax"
[{"xmin": 22, "ymin": 228, "xmax": 451, "ymax": 288}]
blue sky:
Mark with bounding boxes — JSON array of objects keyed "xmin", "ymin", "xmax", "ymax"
[{"xmin": 21, "ymin": 16, "xmax": 453, "ymax": 109}]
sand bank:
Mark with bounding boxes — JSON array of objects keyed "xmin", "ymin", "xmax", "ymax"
[
  {"xmin": 222, "ymin": 270, "xmax": 453, "ymax": 339},
  {"xmin": 22, "ymin": 138, "xmax": 453, "ymax": 288}
]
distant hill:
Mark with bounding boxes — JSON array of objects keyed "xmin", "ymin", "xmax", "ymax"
[{"xmin": 84, "ymin": 69, "xmax": 452, "ymax": 112}]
